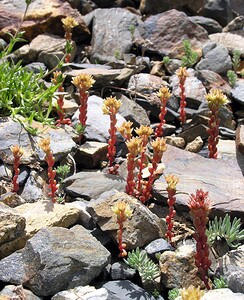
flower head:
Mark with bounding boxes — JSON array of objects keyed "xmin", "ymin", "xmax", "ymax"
[
  {"xmin": 72, "ymin": 74, "xmax": 95, "ymax": 91},
  {"xmin": 188, "ymin": 189, "xmax": 211, "ymax": 215},
  {"xmin": 135, "ymin": 125, "xmax": 153, "ymax": 139},
  {"xmin": 10, "ymin": 145, "xmax": 24, "ymax": 157},
  {"xmin": 180, "ymin": 285, "xmax": 205, "ymax": 300},
  {"xmin": 157, "ymin": 86, "xmax": 171, "ymax": 102},
  {"xmin": 112, "ymin": 201, "xmax": 133, "ymax": 219},
  {"xmin": 102, "ymin": 96, "xmax": 121, "ymax": 115},
  {"xmin": 39, "ymin": 137, "xmax": 51, "ymax": 153},
  {"xmin": 176, "ymin": 67, "xmax": 188, "ymax": 79},
  {"xmin": 126, "ymin": 137, "xmax": 143, "ymax": 156},
  {"xmin": 165, "ymin": 174, "xmax": 179, "ymax": 190},
  {"xmin": 62, "ymin": 16, "xmax": 78, "ymax": 31},
  {"xmin": 51, "ymin": 71, "xmax": 65, "ymax": 85},
  {"xmin": 118, "ymin": 121, "xmax": 133, "ymax": 140},
  {"xmin": 151, "ymin": 137, "xmax": 167, "ymax": 156},
  {"xmin": 206, "ymin": 89, "xmax": 228, "ymax": 108}
]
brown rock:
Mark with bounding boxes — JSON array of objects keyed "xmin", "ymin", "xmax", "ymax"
[
  {"xmin": 0, "ymin": 0, "xmax": 89, "ymax": 42},
  {"xmin": 177, "ymin": 124, "xmax": 209, "ymax": 143},
  {"xmin": 141, "ymin": 9, "xmax": 209, "ymax": 58},
  {"xmin": 236, "ymin": 125, "xmax": 244, "ymax": 154},
  {"xmin": 154, "ymin": 145, "xmax": 244, "ymax": 221},
  {"xmin": 185, "ymin": 136, "xmax": 204, "ymax": 153},
  {"xmin": 165, "ymin": 136, "xmax": 185, "ymax": 149}
]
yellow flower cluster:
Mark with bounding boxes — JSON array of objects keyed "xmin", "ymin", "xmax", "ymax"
[
  {"xmin": 176, "ymin": 67, "xmax": 188, "ymax": 79},
  {"xmin": 72, "ymin": 74, "xmax": 95, "ymax": 91},
  {"xmin": 180, "ymin": 285, "xmax": 205, "ymax": 300},
  {"xmin": 51, "ymin": 71, "xmax": 65, "ymax": 85},
  {"xmin": 206, "ymin": 89, "xmax": 228, "ymax": 107},
  {"xmin": 118, "ymin": 121, "xmax": 133, "ymax": 139},
  {"xmin": 157, "ymin": 86, "xmax": 171, "ymax": 101},
  {"xmin": 39, "ymin": 137, "xmax": 51, "ymax": 153},
  {"xmin": 165, "ymin": 174, "xmax": 179, "ymax": 190},
  {"xmin": 61, "ymin": 16, "xmax": 79, "ymax": 31},
  {"xmin": 151, "ymin": 137, "xmax": 167, "ymax": 155},
  {"xmin": 135, "ymin": 125, "xmax": 153, "ymax": 139},
  {"xmin": 102, "ymin": 96, "xmax": 122, "ymax": 115},
  {"xmin": 112, "ymin": 201, "xmax": 133, "ymax": 219},
  {"xmin": 10, "ymin": 145, "xmax": 24, "ymax": 157},
  {"xmin": 126, "ymin": 137, "xmax": 143, "ymax": 156}
]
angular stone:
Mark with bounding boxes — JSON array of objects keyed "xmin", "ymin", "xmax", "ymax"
[
  {"xmin": 0, "ymin": 285, "xmax": 41, "ymax": 300},
  {"xmin": 223, "ymin": 16, "xmax": 244, "ymax": 32},
  {"xmin": 231, "ymin": 80, "xmax": 244, "ymax": 105},
  {"xmin": 87, "ymin": 191, "xmax": 166, "ymax": 249},
  {"xmin": 189, "ymin": 16, "xmax": 222, "ymax": 34},
  {"xmin": 165, "ymin": 136, "xmax": 185, "ymax": 149},
  {"xmin": 177, "ymin": 124, "xmax": 209, "ymax": 144},
  {"xmin": 159, "ymin": 243, "xmax": 202, "ymax": 288},
  {"xmin": 110, "ymin": 262, "xmax": 136, "ymax": 280},
  {"xmin": 236, "ymin": 125, "xmax": 244, "ymax": 154},
  {"xmin": 0, "ymin": 226, "xmax": 111, "ymax": 296},
  {"xmin": 215, "ymin": 245, "xmax": 244, "ymax": 294},
  {"xmin": 202, "ymin": 288, "xmax": 244, "ymax": 300},
  {"xmin": 74, "ymin": 141, "xmax": 108, "ymax": 169},
  {"xmin": 185, "ymin": 136, "xmax": 204, "ymax": 153},
  {"xmin": 0, "ymin": 0, "xmax": 89, "ymax": 42},
  {"xmin": 140, "ymin": 9, "xmax": 209, "ymax": 58},
  {"xmin": 63, "ymin": 172, "xmax": 126, "ymax": 199},
  {"xmin": 153, "ymin": 145, "xmax": 244, "ymax": 221}
]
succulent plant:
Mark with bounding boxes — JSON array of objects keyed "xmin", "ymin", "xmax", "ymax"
[
  {"xmin": 168, "ymin": 288, "xmax": 180, "ymax": 300},
  {"xmin": 206, "ymin": 214, "xmax": 244, "ymax": 248},
  {"xmin": 213, "ymin": 276, "xmax": 228, "ymax": 289}
]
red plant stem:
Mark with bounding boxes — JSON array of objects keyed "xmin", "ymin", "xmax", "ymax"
[
  {"xmin": 117, "ymin": 212, "xmax": 127, "ymax": 257},
  {"xmin": 139, "ymin": 159, "xmax": 157, "ymax": 203},
  {"xmin": 78, "ymin": 89, "xmax": 88, "ymax": 142},
  {"xmin": 165, "ymin": 188, "xmax": 176, "ymax": 244},
  {"xmin": 179, "ymin": 78, "xmax": 186, "ymax": 124},
  {"xmin": 207, "ymin": 105, "xmax": 219, "ymax": 159},
  {"xmin": 45, "ymin": 151, "xmax": 58, "ymax": 203},
  {"xmin": 137, "ymin": 138, "xmax": 148, "ymax": 195},
  {"xmin": 12, "ymin": 156, "xmax": 21, "ymax": 193},
  {"xmin": 107, "ymin": 113, "xmax": 119, "ymax": 174},
  {"xmin": 56, "ymin": 86, "xmax": 72, "ymax": 126},
  {"xmin": 126, "ymin": 152, "xmax": 137, "ymax": 195},
  {"xmin": 155, "ymin": 105, "xmax": 167, "ymax": 137}
]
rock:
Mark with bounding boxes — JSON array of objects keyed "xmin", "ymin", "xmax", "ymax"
[
  {"xmin": 110, "ymin": 262, "xmax": 136, "ymax": 280},
  {"xmin": 13, "ymin": 200, "xmax": 80, "ymax": 239},
  {"xmin": 165, "ymin": 136, "xmax": 185, "ymax": 149},
  {"xmin": 90, "ymin": 8, "xmax": 142, "ymax": 63},
  {"xmin": 0, "ymin": 285, "xmax": 41, "ymax": 300},
  {"xmin": 72, "ymin": 95, "xmax": 126, "ymax": 143},
  {"xmin": 0, "ymin": 226, "xmax": 111, "ymax": 296},
  {"xmin": 0, "ymin": 203, "xmax": 25, "ymax": 247},
  {"xmin": 196, "ymin": 70, "xmax": 231, "ymax": 96},
  {"xmin": 63, "ymin": 172, "xmax": 126, "ymax": 199},
  {"xmin": 231, "ymin": 80, "xmax": 244, "ymax": 105},
  {"xmin": 0, "ymin": 0, "xmax": 89, "ymax": 42},
  {"xmin": 189, "ymin": 16, "xmax": 222, "ymax": 34},
  {"xmin": 74, "ymin": 141, "xmax": 108, "ymax": 169},
  {"xmin": 117, "ymin": 93, "xmax": 150, "ymax": 128},
  {"xmin": 0, "ymin": 192, "xmax": 26, "ymax": 208},
  {"xmin": 223, "ymin": 16, "xmax": 244, "ymax": 32},
  {"xmin": 215, "ymin": 245, "xmax": 244, "ymax": 293},
  {"xmin": 236, "ymin": 125, "xmax": 244, "ymax": 154},
  {"xmin": 140, "ymin": 9, "xmax": 208, "ymax": 58},
  {"xmin": 201, "ymin": 288, "xmax": 244, "ymax": 300},
  {"xmin": 185, "ymin": 136, "xmax": 204, "ymax": 153},
  {"xmin": 196, "ymin": 45, "xmax": 232, "ymax": 75},
  {"xmin": 87, "ymin": 190, "xmax": 166, "ymax": 249},
  {"xmin": 52, "ymin": 285, "xmax": 108, "ymax": 300},
  {"xmin": 159, "ymin": 243, "xmax": 203, "ymax": 288},
  {"xmin": 177, "ymin": 124, "xmax": 209, "ymax": 144},
  {"xmin": 139, "ymin": 0, "xmax": 204, "ymax": 16},
  {"xmin": 145, "ymin": 238, "xmax": 174, "ymax": 256},
  {"xmin": 171, "ymin": 68, "xmax": 207, "ymax": 109},
  {"xmin": 103, "ymin": 280, "xmax": 163, "ymax": 300},
  {"xmin": 153, "ymin": 145, "xmax": 244, "ymax": 221},
  {"xmin": 209, "ymin": 31, "xmax": 244, "ymax": 57}
]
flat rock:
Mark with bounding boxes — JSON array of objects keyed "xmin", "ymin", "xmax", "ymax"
[
  {"xmin": 189, "ymin": 16, "xmax": 222, "ymax": 34},
  {"xmin": 140, "ymin": 9, "xmax": 209, "ymax": 58},
  {"xmin": 87, "ymin": 190, "xmax": 166, "ymax": 249},
  {"xmin": 202, "ymin": 288, "xmax": 244, "ymax": 300},
  {"xmin": 63, "ymin": 171, "xmax": 126, "ymax": 199},
  {"xmin": 0, "ymin": 226, "xmax": 111, "ymax": 296},
  {"xmin": 0, "ymin": 285, "xmax": 41, "ymax": 300},
  {"xmin": 0, "ymin": 0, "xmax": 89, "ymax": 42},
  {"xmin": 153, "ymin": 145, "xmax": 244, "ymax": 221}
]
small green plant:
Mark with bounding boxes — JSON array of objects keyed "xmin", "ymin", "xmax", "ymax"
[
  {"xmin": 227, "ymin": 70, "xmax": 237, "ymax": 87},
  {"xmin": 232, "ymin": 49, "xmax": 241, "ymax": 72},
  {"xmin": 114, "ymin": 49, "xmax": 121, "ymax": 61},
  {"xmin": 129, "ymin": 24, "xmax": 136, "ymax": 41},
  {"xmin": 124, "ymin": 247, "xmax": 160, "ymax": 282},
  {"xmin": 168, "ymin": 288, "xmax": 180, "ymax": 300},
  {"xmin": 55, "ymin": 164, "xmax": 71, "ymax": 183},
  {"xmin": 206, "ymin": 214, "xmax": 244, "ymax": 248},
  {"xmin": 213, "ymin": 276, "xmax": 228, "ymax": 289},
  {"xmin": 163, "ymin": 56, "xmax": 170, "ymax": 66},
  {"xmin": 181, "ymin": 40, "xmax": 198, "ymax": 68}
]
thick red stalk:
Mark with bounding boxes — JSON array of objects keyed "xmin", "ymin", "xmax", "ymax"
[
  {"xmin": 45, "ymin": 151, "xmax": 58, "ymax": 203},
  {"xmin": 56, "ymin": 86, "xmax": 72, "ymax": 126},
  {"xmin": 179, "ymin": 78, "xmax": 186, "ymax": 124},
  {"xmin": 207, "ymin": 104, "xmax": 219, "ymax": 159},
  {"xmin": 107, "ymin": 113, "xmax": 119, "ymax": 174},
  {"xmin": 165, "ymin": 188, "xmax": 176, "ymax": 244},
  {"xmin": 155, "ymin": 105, "xmax": 167, "ymax": 137}
]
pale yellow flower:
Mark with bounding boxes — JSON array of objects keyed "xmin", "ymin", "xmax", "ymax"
[
  {"xmin": 206, "ymin": 89, "xmax": 228, "ymax": 107},
  {"xmin": 10, "ymin": 145, "xmax": 24, "ymax": 157},
  {"xmin": 51, "ymin": 71, "xmax": 65, "ymax": 85},
  {"xmin": 39, "ymin": 137, "xmax": 51, "ymax": 153},
  {"xmin": 180, "ymin": 285, "xmax": 205, "ymax": 300},
  {"xmin": 112, "ymin": 201, "xmax": 133, "ymax": 219},
  {"xmin": 118, "ymin": 121, "xmax": 133, "ymax": 140},
  {"xmin": 135, "ymin": 125, "xmax": 153, "ymax": 139},
  {"xmin": 72, "ymin": 74, "xmax": 95, "ymax": 91},
  {"xmin": 157, "ymin": 86, "xmax": 171, "ymax": 101},
  {"xmin": 126, "ymin": 137, "xmax": 143, "ymax": 156},
  {"xmin": 62, "ymin": 16, "xmax": 79, "ymax": 31},
  {"xmin": 165, "ymin": 174, "xmax": 179, "ymax": 190},
  {"xmin": 151, "ymin": 137, "xmax": 167, "ymax": 154},
  {"xmin": 102, "ymin": 96, "xmax": 121, "ymax": 115},
  {"xmin": 176, "ymin": 67, "xmax": 188, "ymax": 79}
]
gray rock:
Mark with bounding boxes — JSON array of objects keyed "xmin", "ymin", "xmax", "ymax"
[
  {"xmin": 196, "ymin": 45, "xmax": 232, "ymax": 75},
  {"xmin": 145, "ymin": 238, "xmax": 174, "ymax": 256},
  {"xmin": 232, "ymin": 80, "xmax": 244, "ymax": 105},
  {"xmin": 0, "ymin": 285, "xmax": 41, "ymax": 300},
  {"xmin": 0, "ymin": 226, "xmax": 111, "ymax": 296},
  {"xmin": 63, "ymin": 171, "xmax": 126, "ymax": 199},
  {"xmin": 110, "ymin": 262, "xmax": 136, "ymax": 280},
  {"xmin": 87, "ymin": 191, "xmax": 166, "ymax": 249},
  {"xmin": 202, "ymin": 288, "xmax": 244, "ymax": 300},
  {"xmin": 236, "ymin": 125, "xmax": 244, "ymax": 154},
  {"xmin": 139, "ymin": 9, "xmax": 209, "ymax": 58},
  {"xmin": 215, "ymin": 245, "xmax": 244, "ymax": 293},
  {"xmin": 90, "ymin": 8, "xmax": 142, "ymax": 63},
  {"xmin": 153, "ymin": 145, "xmax": 244, "ymax": 221},
  {"xmin": 103, "ymin": 280, "xmax": 163, "ymax": 300},
  {"xmin": 223, "ymin": 16, "xmax": 244, "ymax": 32},
  {"xmin": 177, "ymin": 124, "xmax": 209, "ymax": 144},
  {"xmin": 202, "ymin": 42, "xmax": 217, "ymax": 56},
  {"xmin": 189, "ymin": 16, "xmax": 222, "ymax": 34}
]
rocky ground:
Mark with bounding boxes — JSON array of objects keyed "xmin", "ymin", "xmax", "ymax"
[{"xmin": 0, "ymin": 0, "xmax": 244, "ymax": 299}]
